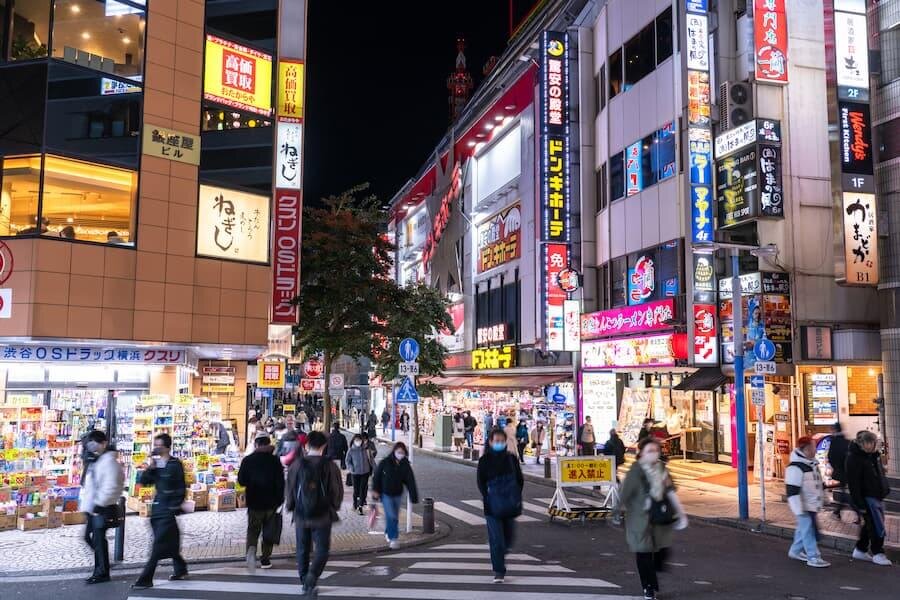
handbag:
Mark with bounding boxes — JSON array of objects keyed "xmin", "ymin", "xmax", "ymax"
[
  {"xmin": 262, "ymin": 510, "xmax": 283, "ymax": 545},
  {"xmin": 649, "ymin": 495, "xmax": 678, "ymax": 525},
  {"xmin": 346, "ymin": 472, "xmax": 353, "ymax": 487},
  {"xmin": 100, "ymin": 502, "xmax": 125, "ymax": 529},
  {"xmin": 486, "ymin": 456, "xmax": 523, "ymax": 519}
]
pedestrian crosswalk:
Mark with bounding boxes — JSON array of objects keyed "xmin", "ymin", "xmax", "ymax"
[
  {"xmin": 125, "ymin": 542, "xmax": 642, "ymax": 599},
  {"xmin": 427, "ymin": 495, "xmax": 606, "ymax": 527}
]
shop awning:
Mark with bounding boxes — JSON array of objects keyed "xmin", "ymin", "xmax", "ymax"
[
  {"xmin": 673, "ymin": 367, "xmax": 728, "ymax": 391},
  {"xmin": 423, "ymin": 373, "xmax": 571, "ymax": 390}
]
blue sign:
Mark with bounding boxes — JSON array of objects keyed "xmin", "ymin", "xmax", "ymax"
[
  {"xmin": 395, "ymin": 376, "xmax": 420, "ymax": 404},
  {"xmin": 690, "ymin": 185, "xmax": 714, "ymax": 243},
  {"xmin": 689, "ymin": 140, "xmax": 713, "ymax": 185},
  {"xmin": 755, "ymin": 338, "xmax": 776, "ymax": 362},
  {"xmin": 686, "ymin": 0, "xmax": 708, "ymax": 14},
  {"xmin": 750, "ymin": 375, "xmax": 765, "ymax": 389},
  {"xmin": 399, "ymin": 338, "xmax": 420, "ymax": 362}
]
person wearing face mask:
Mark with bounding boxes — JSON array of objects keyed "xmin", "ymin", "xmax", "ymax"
[
  {"xmin": 132, "ymin": 434, "xmax": 189, "ymax": 590},
  {"xmin": 616, "ymin": 437, "xmax": 688, "ymax": 600},
  {"xmin": 785, "ymin": 437, "xmax": 829, "ymax": 568},
  {"xmin": 846, "ymin": 430, "xmax": 892, "ymax": 566},
  {"xmin": 371, "ymin": 442, "xmax": 419, "ymax": 550},
  {"xmin": 78, "ymin": 430, "xmax": 124, "ymax": 584},
  {"xmin": 477, "ymin": 428, "xmax": 524, "ymax": 583},
  {"xmin": 346, "ymin": 434, "xmax": 376, "ymax": 514}
]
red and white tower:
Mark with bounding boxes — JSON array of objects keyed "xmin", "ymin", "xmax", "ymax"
[{"xmin": 447, "ymin": 38, "xmax": 474, "ymax": 123}]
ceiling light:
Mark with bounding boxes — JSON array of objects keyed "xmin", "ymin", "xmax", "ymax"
[
  {"xmin": 467, "ymin": 141, "xmax": 476, "ymax": 147},
  {"xmin": 476, "ymin": 133, "xmax": 486, "ymax": 139},
  {"xmin": 81, "ymin": 32, "xmax": 91, "ymax": 40},
  {"xmin": 494, "ymin": 115, "xmax": 504, "ymax": 122},
  {"xmin": 71, "ymin": 4, "xmax": 81, "ymax": 13},
  {"xmin": 484, "ymin": 123, "xmax": 494, "ymax": 131},
  {"xmin": 505, "ymin": 104, "xmax": 516, "ymax": 110},
  {"xmin": 122, "ymin": 37, "xmax": 131, "ymax": 44}
]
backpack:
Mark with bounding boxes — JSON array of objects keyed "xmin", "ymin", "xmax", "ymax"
[
  {"xmin": 296, "ymin": 458, "xmax": 330, "ymax": 519},
  {"xmin": 486, "ymin": 455, "xmax": 522, "ymax": 519}
]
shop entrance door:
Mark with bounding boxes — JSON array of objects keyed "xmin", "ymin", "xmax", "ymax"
[
  {"xmin": 716, "ymin": 389, "xmax": 733, "ymax": 465},
  {"xmin": 689, "ymin": 391, "xmax": 716, "ymax": 461}
]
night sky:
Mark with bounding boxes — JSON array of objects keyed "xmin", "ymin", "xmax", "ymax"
[{"xmin": 303, "ymin": 1, "xmax": 537, "ymax": 207}]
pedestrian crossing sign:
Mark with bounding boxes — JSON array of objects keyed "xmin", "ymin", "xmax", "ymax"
[{"xmin": 395, "ymin": 376, "xmax": 419, "ymax": 403}]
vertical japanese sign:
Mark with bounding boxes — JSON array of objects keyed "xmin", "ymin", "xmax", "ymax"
[
  {"xmin": 540, "ymin": 31, "xmax": 571, "ymax": 351},
  {"xmin": 277, "ymin": 59, "xmax": 305, "ymax": 121},
  {"xmin": 276, "ymin": 123, "xmax": 302, "ymax": 189},
  {"xmin": 272, "ymin": 189, "xmax": 301, "ymax": 323},
  {"xmin": 626, "ymin": 141, "xmax": 643, "ymax": 196},
  {"xmin": 754, "ymin": 0, "xmax": 789, "ymax": 84}
]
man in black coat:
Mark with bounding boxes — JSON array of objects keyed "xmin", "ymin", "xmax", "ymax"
[
  {"xmin": 477, "ymin": 428, "xmax": 524, "ymax": 583},
  {"xmin": 846, "ymin": 431, "xmax": 892, "ymax": 566},
  {"xmin": 238, "ymin": 435, "xmax": 285, "ymax": 571},
  {"xmin": 328, "ymin": 423, "xmax": 349, "ymax": 469},
  {"xmin": 603, "ymin": 429, "xmax": 627, "ymax": 469},
  {"xmin": 826, "ymin": 422, "xmax": 851, "ymax": 518}
]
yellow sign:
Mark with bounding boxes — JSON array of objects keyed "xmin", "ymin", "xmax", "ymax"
[
  {"xmin": 203, "ymin": 34, "xmax": 273, "ymax": 116},
  {"xmin": 196, "ymin": 185, "xmax": 270, "ymax": 264},
  {"xmin": 283, "ymin": 404, "xmax": 296, "ymax": 412},
  {"xmin": 277, "ymin": 59, "xmax": 305, "ymax": 122},
  {"xmin": 142, "ymin": 124, "xmax": 200, "ymax": 165},
  {"xmin": 258, "ymin": 360, "xmax": 285, "ymax": 388},
  {"xmin": 202, "ymin": 384, "xmax": 235, "ymax": 394},
  {"xmin": 558, "ymin": 456, "xmax": 615, "ymax": 487},
  {"xmin": 472, "ymin": 345, "xmax": 516, "ymax": 370}
]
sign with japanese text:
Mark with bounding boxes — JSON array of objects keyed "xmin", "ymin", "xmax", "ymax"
[
  {"xmin": 691, "ymin": 185, "xmax": 714, "ymax": 243},
  {"xmin": 801, "ymin": 326, "xmax": 833, "ymax": 361},
  {"xmin": 277, "ymin": 59, "xmax": 305, "ymax": 122},
  {"xmin": 276, "ymin": 122, "xmax": 303, "ymax": 189},
  {"xmin": 472, "ymin": 345, "xmax": 516, "ymax": 370},
  {"xmin": 754, "ymin": 0, "xmax": 789, "ymax": 83},
  {"xmin": 842, "ymin": 191, "xmax": 878, "ymax": 284},
  {"xmin": 101, "ymin": 77, "xmax": 141, "ymax": 95},
  {"xmin": 626, "ymin": 141, "xmax": 642, "ymax": 196},
  {"xmin": 686, "ymin": 0, "xmax": 712, "ymax": 248},
  {"xmin": 564, "ymin": 299, "xmax": 580, "ymax": 352},
  {"xmin": 422, "ymin": 163, "xmax": 462, "ymax": 265},
  {"xmin": 692, "ymin": 253, "xmax": 716, "ymax": 302},
  {"xmin": 558, "ymin": 456, "xmax": 615, "ymax": 487},
  {"xmin": 203, "ymin": 34, "xmax": 273, "ymax": 116},
  {"xmin": 272, "ymin": 189, "xmax": 301, "ymax": 323},
  {"xmin": 693, "ymin": 303, "xmax": 718, "ymax": 364},
  {"xmin": 258, "ymin": 360, "xmax": 285, "ymax": 389},
  {"xmin": 686, "ymin": 13, "xmax": 709, "ymax": 71},
  {"xmin": 477, "ymin": 203, "xmax": 521, "ymax": 273},
  {"xmin": 686, "ymin": 0, "xmax": 708, "ymax": 14},
  {"xmin": 540, "ymin": 30, "xmax": 570, "ymax": 243},
  {"xmin": 839, "ymin": 102, "xmax": 873, "ymax": 175},
  {"xmin": 581, "ymin": 333, "xmax": 686, "ymax": 369},
  {"xmin": 688, "ymin": 71, "xmax": 712, "ymax": 127},
  {"xmin": 715, "ymin": 119, "xmax": 782, "ymax": 159},
  {"xmin": 581, "ymin": 299, "xmax": 675, "ymax": 341},
  {"xmin": 477, "ymin": 323, "xmax": 508, "ymax": 347},
  {"xmin": 758, "ymin": 144, "xmax": 784, "ymax": 217},
  {"xmin": 437, "ymin": 300, "xmax": 465, "ymax": 353},
  {"xmin": 142, "ymin": 124, "xmax": 200, "ymax": 166},
  {"xmin": 628, "ymin": 255, "xmax": 655, "ymax": 305},
  {"xmin": 717, "ymin": 146, "xmax": 759, "ymax": 228},
  {"xmin": 544, "ymin": 243, "xmax": 569, "ymax": 351},
  {"xmin": 197, "ymin": 185, "xmax": 270, "ymax": 264},
  {"xmin": 0, "ymin": 345, "xmax": 188, "ymax": 365},
  {"xmin": 834, "ymin": 10, "xmax": 869, "ymax": 102}
]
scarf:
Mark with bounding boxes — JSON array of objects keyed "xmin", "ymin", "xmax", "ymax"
[{"xmin": 639, "ymin": 460, "xmax": 668, "ymax": 501}]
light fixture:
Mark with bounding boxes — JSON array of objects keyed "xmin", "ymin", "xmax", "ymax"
[
  {"xmin": 81, "ymin": 32, "xmax": 91, "ymax": 40},
  {"xmin": 122, "ymin": 37, "xmax": 131, "ymax": 44},
  {"xmin": 494, "ymin": 115, "xmax": 504, "ymax": 122},
  {"xmin": 71, "ymin": 4, "xmax": 81, "ymax": 13},
  {"xmin": 467, "ymin": 141, "xmax": 476, "ymax": 147},
  {"xmin": 868, "ymin": 368, "xmax": 877, "ymax": 377},
  {"xmin": 484, "ymin": 123, "xmax": 494, "ymax": 131},
  {"xmin": 474, "ymin": 142, "xmax": 486, "ymax": 153}
]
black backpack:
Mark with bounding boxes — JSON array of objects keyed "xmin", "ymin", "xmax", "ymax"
[{"xmin": 296, "ymin": 458, "xmax": 330, "ymax": 519}]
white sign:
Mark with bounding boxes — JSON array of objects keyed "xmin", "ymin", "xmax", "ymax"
[
  {"xmin": 398, "ymin": 362, "xmax": 419, "ymax": 376},
  {"xmin": 197, "ymin": 185, "xmax": 270, "ymax": 264},
  {"xmin": 0, "ymin": 288, "xmax": 10, "ymax": 318},
  {"xmin": 751, "ymin": 387, "xmax": 766, "ymax": 406},
  {"xmin": 329, "ymin": 373, "xmax": 344, "ymax": 390},
  {"xmin": 755, "ymin": 361, "xmax": 777, "ymax": 374},
  {"xmin": 842, "ymin": 191, "xmax": 878, "ymax": 285},
  {"xmin": 715, "ymin": 120, "xmax": 757, "ymax": 159},
  {"xmin": 686, "ymin": 13, "xmax": 709, "ymax": 71},
  {"xmin": 581, "ymin": 372, "xmax": 617, "ymax": 437},
  {"xmin": 563, "ymin": 299, "xmax": 580, "ymax": 352},
  {"xmin": 834, "ymin": 11, "xmax": 870, "ymax": 96},
  {"xmin": 276, "ymin": 122, "xmax": 302, "ymax": 189},
  {"xmin": 718, "ymin": 272, "xmax": 763, "ymax": 299}
]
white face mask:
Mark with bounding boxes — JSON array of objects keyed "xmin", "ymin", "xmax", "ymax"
[
  {"xmin": 394, "ymin": 451, "xmax": 406, "ymax": 461},
  {"xmin": 354, "ymin": 441, "xmax": 362, "ymax": 447},
  {"xmin": 639, "ymin": 449, "xmax": 660, "ymax": 464},
  {"xmin": 306, "ymin": 447, "xmax": 323, "ymax": 456}
]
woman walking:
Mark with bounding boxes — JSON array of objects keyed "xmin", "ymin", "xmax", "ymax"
[
  {"xmin": 372, "ymin": 442, "xmax": 419, "ymax": 549},
  {"xmin": 530, "ymin": 421, "xmax": 546, "ymax": 465},
  {"xmin": 452, "ymin": 412, "xmax": 466, "ymax": 452},
  {"xmin": 617, "ymin": 437, "xmax": 688, "ymax": 600},
  {"xmin": 515, "ymin": 419, "xmax": 529, "ymax": 464},
  {"xmin": 346, "ymin": 434, "xmax": 375, "ymax": 515},
  {"xmin": 477, "ymin": 428, "xmax": 524, "ymax": 583}
]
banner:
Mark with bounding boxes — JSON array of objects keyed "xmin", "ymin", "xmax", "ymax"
[
  {"xmin": 754, "ymin": 0, "xmax": 789, "ymax": 83},
  {"xmin": 196, "ymin": 185, "xmax": 270, "ymax": 264},
  {"xmin": 617, "ymin": 388, "xmax": 651, "ymax": 448},
  {"xmin": 203, "ymin": 34, "xmax": 273, "ymax": 116},
  {"xmin": 477, "ymin": 203, "xmax": 521, "ymax": 273}
]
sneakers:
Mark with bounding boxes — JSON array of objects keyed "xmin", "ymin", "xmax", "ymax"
[
  {"xmin": 872, "ymin": 553, "xmax": 893, "ymax": 566},
  {"xmin": 389, "ymin": 540, "xmax": 400, "ymax": 550},
  {"xmin": 643, "ymin": 587, "xmax": 656, "ymax": 600},
  {"xmin": 85, "ymin": 576, "xmax": 110, "ymax": 584},
  {"xmin": 131, "ymin": 581, "xmax": 153, "ymax": 590},
  {"xmin": 852, "ymin": 548, "xmax": 873, "ymax": 562},
  {"xmin": 493, "ymin": 574, "xmax": 505, "ymax": 583},
  {"xmin": 168, "ymin": 573, "xmax": 189, "ymax": 581},
  {"xmin": 806, "ymin": 557, "xmax": 831, "ymax": 568},
  {"xmin": 260, "ymin": 558, "xmax": 272, "ymax": 569},
  {"xmin": 788, "ymin": 550, "xmax": 808, "ymax": 561},
  {"xmin": 246, "ymin": 546, "xmax": 257, "ymax": 574},
  {"xmin": 357, "ymin": 507, "xmax": 364, "ymax": 515}
]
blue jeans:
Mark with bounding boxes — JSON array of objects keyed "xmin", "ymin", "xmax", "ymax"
[
  {"xmin": 485, "ymin": 515, "xmax": 516, "ymax": 575},
  {"xmin": 382, "ymin": 494, "xmax": 402, "ymax": 541},
  {"xmin": 465, "ymin": 431, "xmax": 474, "ymax": 448},
  {"xmin": 789, "ymin": 512, "xmax": 821, "ymax": 560},
  {"xmin": 296, "ymin": 523, "xmax": 332, "ymax": 589}
]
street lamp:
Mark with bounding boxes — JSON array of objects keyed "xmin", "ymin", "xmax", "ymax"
[{"xmin": 693, "ymin": 242, "xmax": 777, "ymax": 520}]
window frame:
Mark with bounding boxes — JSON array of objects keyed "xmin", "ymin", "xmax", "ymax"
[
  {"xmin": 609, "ymin": 150, "xmax": 625, "ymax": 202},
  {"xmin": 608, "ymin": 48, "xmax": 622, "ymax": 100}
]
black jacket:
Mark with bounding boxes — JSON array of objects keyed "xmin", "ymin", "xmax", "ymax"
[
  {"xmin": 372, "ymin": 455, "xmax": 419, "ymax": 502},
  {"xmin": 463, "ymin": 416, "xmax": 476, "ymax": 433},
  {"xmin": 238, "ymin": 447, "xmax": 286, "ymax": 510},
  {"xmin": 603, "ymin": 434, "xmax": 627, "ymax": 466},
  {"xmin": 845, "ymin": 441, "xmax": 890, "ymax": 508},
  {"xmin": 327, "ymin": 429, "xmax": 349, "ymax": 459},
  {"xmin": 827, "ymin": 433, "xmax": 850, "ymax": 484},
  {"xmin": 138, "ymin": 457, "xmax": 186, "ymax": 517},
  {"xmin": 476, "ymin": 447, "xmax": 524, "ymax": 504}
]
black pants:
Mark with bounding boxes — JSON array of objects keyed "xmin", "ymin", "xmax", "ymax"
[
  {"xmin": 351, "ymin": 474, "xmax": 370, "ymax": 509},
  {"xmin": 247, "ymin": 508, "xmax": 278, "ymax": 560},
  {"xmin": 87, "ymin": 511, "xmax": 112, "ymax": 578},
  {"xmin": 635, "ymin": 548, "xmax": 669, "ymax": 592},
  {"xmin": 857, "ymin": 507, "xmax": 885, "ymax": 555},
  {"xmin": 582, "ymin": 442, "xmax": 595, "ymax": 456},
  {"xmin": 136, "ymin": 513, "xmax": 188, "ymax": 585},
  {"xmin": 486, "ymin": 515, "xmax": 516, "ymax": 576},
  {"xmin": 516, "ymin": 442, "xmax": 527, "ymax": 463},
  {"xmin": 296, "ymin": 523, "xmax": 333, "ymax": 589}
]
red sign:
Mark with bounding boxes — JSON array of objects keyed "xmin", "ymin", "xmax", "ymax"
[
  {"xmin": 582, "ymin": 333, "xmax": 687, "ymax": 369},
  {"xmin": 422, "ymin": 163, "xmax": 462, "ymax": 265},
  {"xmin": 304, "ymin": 359, "xmax": 323, "ymax": 379},
  {"xmin": 545, "ymin": 243, "xmax": 569, "ymax": 351},
  {"xmin": 0, "ymin": 241, "xmax": 13, "ymax": 285},
  {"xmin": 557, "ymin": 267, "xmax": 580, "ymax": 293},
  {"xmin": 693, "ymin": 303, "xmax": 718, "ymax": 365},
  {"xmin": 272, "ymin": 189, "xmax": 301, "ymax": 323},
  {"xmin": 477, "ymin": 203, "xmax": 521, "ymax": 273},
  {"xmin": 580, "ymin": 299, "xmax": 675, "ymax": 341},
  {"xmin": 223, "ymin": 49, "xmax": 256, "ymax": 94},
  {"xmin": 754, "ymin": 0, "xmax": 789, "ymax": 83}
]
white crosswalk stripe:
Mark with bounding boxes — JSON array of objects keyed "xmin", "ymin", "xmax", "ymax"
[{"xmin": 460, "ymin": 499, "xmax": 539, "ymax": 521}]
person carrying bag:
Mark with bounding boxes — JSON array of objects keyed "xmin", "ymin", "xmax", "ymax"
[{"xmin": 79, "ymin": 430, "xmax": 125, "ymax": 585}]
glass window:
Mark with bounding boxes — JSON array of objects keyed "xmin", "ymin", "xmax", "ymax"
[
  {"xmin": 0, "ymin": 61, "xmax": 47, "ymax": 155},
  {"xmin": 609, "ymin": 150, "xmax": 624, "ymax": 202},
  {"xmin": 0, "ymin": 155, "xmax": 42, "ymax": 236},
  {"xmin": 653, "ymin": 122, "xmax": 677, "ymax": 182},
  {"xmin": 489, "ymin": 285, "xmax": 502, "ymax": 324},
  {"xmin": 598, "ymin": 262, "xmax": 610, "ymax": 310},
  {"xmin": 657, "ymin": 240, "xmax": 680, "ymax": 298},
  {"xmin": 624, "ymin": 23, "xmax": 655, "ymax": 90},
  {"xmin": 641, "ymin": 134, "xmax": 656, "ymax": 188},
  {"xmin": 39, "ymin": 155, "xmax": 137, "ymax": 243},
  {"xmin": 476, "ymin": 288, "xmax": 489, "ymax": 330},
  {"xmin": 877, "ymin": 117, "xmax": 900, "ymax": 162},
  {"xmin": 597, "ymin": 162, "xmax": 607, "ymax": 211},
  {"xmin": 598, "ymin": 65, "xmax": 606, "ymax": 111},
  {"xmin": 10, "ymin": 0, "xmax": 50, "ymax": 60},
  {"xmin": 656, "ymin": 7, "xmax": 673, "ymax": 65},
  {"xmin": 51, "ymin": 0, "xmax": 146, "ymax": 80},
  {"xmin": 608, "ymin": 48, "xmax": 622, "ymax": 99},
  {"xmin": 503, "ymin": 281, "xmax": 519, "ymax": 341},
  {"xmin": 611, "ymin": 256, "xmax": 628, "ymax": 307}
]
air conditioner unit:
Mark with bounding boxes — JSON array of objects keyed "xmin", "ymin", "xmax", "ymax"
[{"xmin": 719, "ymin": 81, "xmax": 753, "ymax": 132}]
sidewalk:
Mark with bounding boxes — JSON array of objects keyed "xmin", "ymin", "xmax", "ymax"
[
  {"xmin": 0, "ymin": 488, "xmax": 443, "ymax": 576},
  {"xmin": 402, "ymin": 432, "xmax": 900, "ymax": 557}
]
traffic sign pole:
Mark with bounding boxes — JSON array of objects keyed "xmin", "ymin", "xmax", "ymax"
[
  {"xmin": 407, "ymin": 375, "xmax": 414, "ymax": 534},
  {"xmin": 732, "ymin": 249, "xmax": 749, "ymax": 521},
  {"xmin": 758, "ymin": 404, "xmax": 766, "ymax": 522}
]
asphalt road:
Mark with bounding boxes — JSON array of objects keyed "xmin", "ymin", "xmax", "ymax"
[{"xmin": 2, "ymin": 444, "xmax": 896, "ymax": 600}]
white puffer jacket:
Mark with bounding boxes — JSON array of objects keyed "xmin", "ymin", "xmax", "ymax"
[
  {"xmin": 79, "ymin": 450, "xmax": 125, "ymax": 514},
  {"xmin": 785, "ymin": 448, "xmax": 824, "ymax": 515}
]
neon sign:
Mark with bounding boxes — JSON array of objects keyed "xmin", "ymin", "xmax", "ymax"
[{"xmin": 422, "ymin": 163, "xmax": 462, "ymax": 265}]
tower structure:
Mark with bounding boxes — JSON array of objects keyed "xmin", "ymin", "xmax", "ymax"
[{"xmin": 448, "ymin": 38, "xmax": 474, "ymax": 123}]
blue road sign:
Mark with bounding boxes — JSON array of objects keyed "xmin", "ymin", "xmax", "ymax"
[
  {"xmin": 399, "ymin": 338, "xmax": 420, "ymax": 362},
  {"xmin": 750, "ymin": 375, "xmax": 765, "ymax": 389},
  {"xmin": 754, "ymin": 338, "xmax": 776, "ymax": 362},
  {"xmin": 395, "ymin": 376, "xmax": 419, "ymax": 403}
]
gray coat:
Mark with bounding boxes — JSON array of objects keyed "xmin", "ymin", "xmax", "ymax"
[
  {"xmin": 345, "ymin": 444, "xmax": 374, "ymax": 475},
  {"xmin": 617, "ymin": 463, "xmax": 675, "ymax": 553}
]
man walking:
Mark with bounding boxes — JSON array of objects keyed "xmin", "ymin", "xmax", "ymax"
[
  {"xmin": 132, "ymin": 434, "xmax": 189, "ymax": 589},
  {"xmin": 328, "ymin": 422, "xmax": 349, "ymax": 469},
  {"xmin": 79, "ymin": 430, "xmax": 124, "ymax": 584},
  {"xmin": 286, "ymin": 431, "xmax": 343, "ymax": 597},
  {"xmin": 238, "ymin": 435, "xmax": 285, "ymax": 572},
  {"xmin": 826, "ymin": 422, "xmax": 853, "ymax": 520},
  {"xmin": 785, "ymin": 437, "xmax": 829, "ymax": 568},
  {"xmin": 463, "ymin": 411, "xmax": 476, "ymax": 449},
  {"xmin": 847, "ymin": 430, "xmax": 892, "ymax": 566},
  {"xmin": 477, "ymin": 428, "xmax": 524, "ymax": 583},
  {"xmin": 381, "ymin": 407, "xmax": 391, "ymax": 435},
  {"xmin": 577, "ymin": 416, "xmax": 596, "ymax": 456}
]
